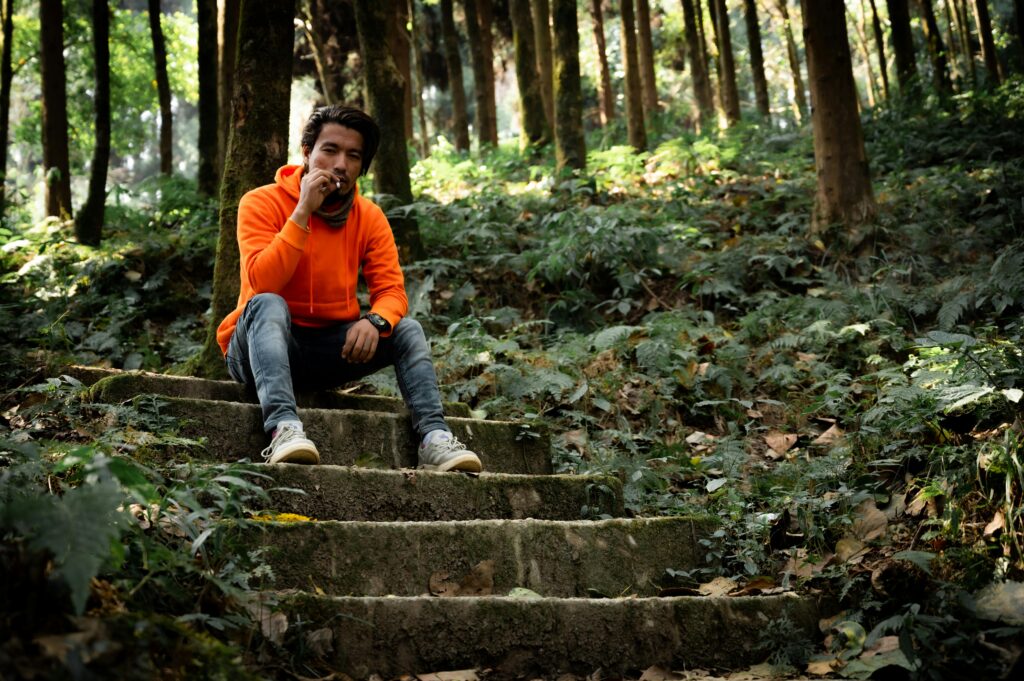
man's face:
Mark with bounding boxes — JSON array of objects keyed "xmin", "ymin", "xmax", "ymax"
[{"xmin": 303, "ymin": 123, "xmax": 364, "ymax": 198}]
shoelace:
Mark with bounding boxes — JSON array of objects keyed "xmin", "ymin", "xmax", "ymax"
[
  {"xmin": 427, "ymin": 434, "xmax": 467, "ymax": 453},
  {"xmin": 260, "ymin": 424, "xmax": 302, "ymax": 460}
]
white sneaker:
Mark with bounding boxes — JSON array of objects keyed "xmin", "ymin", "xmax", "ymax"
[
  {"xmin": 261, "ymin": 423, "xmax": 320, "ymax": 464},
  {"xmin": 418, "ymin": 432, "xmax": 482, "ymax": 473}
]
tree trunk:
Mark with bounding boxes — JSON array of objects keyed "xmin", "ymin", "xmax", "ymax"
[
  {"xmin": 411, "ymin": 0, "xmax": 431, "ymax": 155},
  {"xmin": 440, "ymin": 0, "xmax": 470, "ymax": 151},
  {"xmin": 710, "ymin": 0, "xmax": 740, "ymax": 125},
  {"xmin": 887, "ymin": 0, "xmax": 919, "ymax": 89},
  {"xmin": 917, "ymin": 0, "xmax": 952, "ymax": 94},
  {"xmin": 198, "ymin": 0, "xmax": 219, "ymax": 196},
  {"xmin": 388, "ymin": 0, "xmax": 414, "ymax": 141},
  {"xmin": 866, "ymin": 0, "xmax": 891, "ymax": 98},
  {"xmin": 972, "ymin": 0, "xmax": 1003, "ymax": 84},
  {"xmin": 800, "ymin": 0, "xmax": 876, "ymax": 232},
  {"xmin": 589, "ymin": 0, "xmax": 615, "ymax": 125},
  {"xmin": 0, "ymin": 0, "xmax": 14, "ymax": 222},
  {"xmin": 478, "ymin": 0, "xmax": 498, "ymax": 146},
  {"xmin": 552, "ymin": 0, "xmax": 585, "ymax": 171},
  {"xmin": 532, "ymin": 0, "xmax": 555, "ymax": 132},
  {"xmin": 354, "ymin": 0, "xmax": 424, "ymax": 261},
  {"xmin": 41, "ymin": 0, "xmax": 73, "ymax": 219},
  {"xmin": 463, "ymin": 0, "xmax": 496, "ymax": 147},
  {"xmin": 776, "ymin": 0, "xmax": 807, "ymax": 123},
  {"xmin": 1016, "ymin": 0, "xmax": 1024, "ymax": 71},
  {"xmin": 953, "ymin": 0, "xmax": 978, "ymax": 85},
  {"xmin": 509, "ymin": 0, "xmax": 550, "ymax": 147},
  {"xmin": 197, "ymin": 0, "xmax": 296, "ymax": 378},
  {"xmin": 217, "ymin": 0, "xmax": 240, "ymax": 183},
  {"xmin": 850, "ymin": 3, "xmax": 878, "ymax": 107},
  {"xmin": 149, "ymin": 0, "xmax": 173, "ymax": 175},
  {"xmin": 636, "ymin": 0, "xmax": 659, "ymax": 117},
  {"xmin": 942, "ymin": 0, "xmax": 965, "ymax": 86},
  {"xmin": 695, "ymin": 0, "xmax": 712, "ymax": 90},
  {"xmin": 743, "ymin": 0, "xmax": 770, "ymax": 120},
  {"xmin": 76, "ymin": 0, "xmax": 110, "ymax": 246},
  {"xmin": 300, "ymin": 0, "xmax": 345, "ymax": 104},
  {"xmin": 681, "ymin": 0, "xmax": 714, "ymax": 131},
  {"xmin": 620, "ymin": 0, "xmax": 647, "ymax": 150}
]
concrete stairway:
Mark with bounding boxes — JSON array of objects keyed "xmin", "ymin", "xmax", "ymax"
[{"xmin": 73, "ymin": 366, "xmax": 820, "ymax": 678}]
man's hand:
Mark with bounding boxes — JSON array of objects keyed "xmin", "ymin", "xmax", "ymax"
[
  {"xmin": 342, "ymin": 319, "xmax": 379, "ymax": 363},
  {"xmin": 291, "ymin": 168, "xmax": 342, "ymax": 229}
]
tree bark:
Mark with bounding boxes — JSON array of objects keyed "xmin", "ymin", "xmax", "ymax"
[
  {"xmin": 198, "ymin": 0, "xmax": 296, "ymax": 378},
  {"xmin": 217, "ymin": 0, "xmax": 240, "ymax": 183},
  {"xmin": 0, "ymin": 0, "xmax": 14, "ymax": 222},
  {"xmin": 149, "ymin": 0, "xmax": 173, "ymax": 175},
  {"xmin": 953, "ymin": 0, "xmax": 978, "ymax": 85},
  {"xmin": 76, "ymin": 0, "xmax": 110, "ymax": 246},
  {"xmin": 354, "ymin": 0, "xmax": 423, "ymax": 261},
  {"xmin": 800, "ymin": 0, "xmax": 876, "ymax": 232},
  {"xmin": 41, "ymin": 0, "xmax": 73, "ymax": 218},
  {"xmin": 917, "ymin": 0, "xmax": 952, "ymax": 94},
  {"xmin": 463, "ymin": 0, "xmax": 496, "ymax": 147},
  {"xmin": 198, "ymin": 0, "xmax": 219, "ymax": 196},
  {"xmin": 532, "ymin": 0, "xmax": 555, "ymax": 131},
  {"xmin": 887, "ymin": 0, "xmax": 919, "ymax": 89},
  {"xmin": 300, "ymin": 0, "xmax": 345, "ymax": 104},
  {"xmin": 411, "ymin": 0, "xmax": 431, "ymax": 155},
  {"xmin": 636, "ymin": 0, "xmax": 659, "ymax": 117},
  {"xmin": 850, "ymin": 3, "xmax": 878, "ymax": 107},
  {"xmin": 440, "ymin": 0, "xmax": 470, "ymax": 151},
  {"xmin": 972, "ymin": 0, "xmax": 1003, "ymax": 84},
  {"xmin": 681, "ymin": 0, "xmax": 714, "ymax": 131},
  {"xmin": 388, "ymin": 0, "xmax": 414, "ymax": 141},
  {"xmin": 866, "ymin": 0, "xmax": 891, "ymax": 98},
  {"xmin": 710, "ymin": 0, "xmax": 740, "ymax": 125},
  {"xmin": 552, "ymin": 0, "xmax": 585, "ymax": 171},
  {"xmin": 743, "ymin": 0, "xmax": 770, "ymax": 120},
  {"xmin": 589, "ymin": 0, "xmax": 615, "ymax": 125},
  {"xmin": 478, "ymin": 0, "xmax": 498, "ymax": 146},
  {"xmin": 620, "ymin": 0, "xmax": 647, "ymax": 150},
  {"xmin": 1016, "ymin": 0, "xmax": 1024, "ymax": 71},
  {"xmin": 509, "ymin": 0, "xmax": 550, "ymax": 147},
  {"xmin": 775, "ymin": 0, "xmax": 807, "ymax": 123}
]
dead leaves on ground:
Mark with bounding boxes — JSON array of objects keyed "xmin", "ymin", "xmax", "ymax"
[{"xmin": 429, "ymin": 560, "xmax": 495, "ymax": 597}]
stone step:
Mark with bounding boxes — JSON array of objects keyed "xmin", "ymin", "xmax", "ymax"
[
  {"xmin": 163, "ymin": 397, "xmax": 551, "ymax": 474},
  {"xmin": 68, "ymin": 365, "xmax": 472, "ymax": 417},
  {"xmin": 252, "ymin": 464, "xmax": 624, "ymax": 521},
  {"xmin": 244, "ymin": 516, "xmax": 715, "ymax": 597},
  {"xmin": 258, "ymin": 592, "xmax": 819, "ymax": 677}
]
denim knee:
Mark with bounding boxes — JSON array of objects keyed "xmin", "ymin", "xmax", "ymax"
[
  {"xmin": 245, "ymin": 292, "xmax": 291, "ymax": 325},
  {"xmin": 392, "ymin": 317, "xmax": 427, "ymax": 347}
]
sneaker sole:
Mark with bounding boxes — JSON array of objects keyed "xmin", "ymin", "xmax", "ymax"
[
  {"xmin": 419, "ymin": 453, "xmax": 483, "ymax": 473},
  {"xmin": 267, "ymin": 442, "xmax": 321, "ymax": 465}
]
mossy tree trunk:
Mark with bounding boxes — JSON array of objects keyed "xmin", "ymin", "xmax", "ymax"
[
  {"xmin": 216, "ymin": 0, "xmax": 239, "ymax": 183},
  {"xmin": 41, "ymin": 0, "xmax": 73, "ymax": 219},
  {"xmin": 411, "ymin": 0, "xmax": 431, "ymax": 155},
  {"xmin": 551, "ymin": 0, "xmax": 585, "ymax": 171},
  {"xmin": 850, "ymin": 2, "xmax": 878, "ymax": 106},
  {"xmin": 388, "ymin": 0, "xmax": 414, "ymax": 140},
  {"xmin": 636, "ymin": 0, "xmax": 658, "ymax": 118},
  {"xmin": 709, "ymin": 0, "xmax": 740, "ymax": 126},
  {"xmin": 148, "ymin": 0, "xmax": 173, "ymax": 175},
  {"xmin": 953, "ymin": 0, "xmax": 978, "ymax": 86},
  {"xmin": 478, "ymin": 0, "xmax": 499, "ymax": 146},
  {"xmin": 196, "ymin": 0, "xmax": 296, "ymax": 379},
  {"xmin": 532, "ymin": 0, "xmax": 555, "ymax": 132},
  {"xmin": 463, "ymin": 0, "xmax": 494, "ymax": 148},
  {"xmin": 440, "ymin": 0, "xmax": 470, "ymax": 151},
  {"xmin": 918, "ymin": 0, "xmax": 952, "ymax": 94},
  {"xmin": 0, "ymin": 0, "xmax": 13, "ymax": 223},
  {"xmin": 887, "ymin": 0, "xmax": 919, "ymax": 90},
  {"xmin": 775, "ymin": 0, "xmax": 807, "ymax": 123},
  {"xmin": 681, "ymin": 0, "xmax": 714, "ymax": 132},
  {"xmin": 197, "ymin": 0, "xmax": 219, "ymax": 196},
  {"xmin": 867, "ymin": 0, "xmax": 891, "ymax": 98},
  {"xmin": 588, "ymin": 0, "xmax": 615, "ymax": 126},
  {"xmin": 743, "ymin": 0, "xmax": 770, "ymax": 121},
  {"xmin": 620, "ymin": 0, "xmax": 647, "ymax": 151},
  {"xmin": 509, "ymin": 0, "xmax": 550, "ymax": 148},
  {"xmin": 75, "ymin": 0, "xmax": 110, "ymax": 247},
  {"xmin": 972, "ymin": 0, "xmax": 1003, "ymax": 84},
  {"xmin": 800, "ymin": 0, "xmax": 876, "ymax": 233},
  {"xmin": 299, "ymin": 0, "xmax": 345, "ymax": 104}
]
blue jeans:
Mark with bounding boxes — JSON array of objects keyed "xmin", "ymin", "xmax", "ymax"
[{"xmin": 225, "ymin": 292, "xmax": 449, "ymax": 437}]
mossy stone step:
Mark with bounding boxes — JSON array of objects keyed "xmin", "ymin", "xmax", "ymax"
[
  {"xmin": 159, "ymin": 397, "xmax": 550, "ymax": 474},
  {"xmin": 69, "ymin": 365, "xmax": 472, "ymax": 416},
  {"xmin": 251, "ymin": 464, "xmax": 624, "ymax": 521},
  {"xmin": 258, "ymin": 592, "xmax": 819, "ymax": 677},
  {"xmin": 243, "ymin": 516, "xmax": 715, "ymax": 597}
]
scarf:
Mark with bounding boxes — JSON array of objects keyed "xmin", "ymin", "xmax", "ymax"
[{"xmin": 315, "ymin": 188, "xmax": 356, "ymax": 229}]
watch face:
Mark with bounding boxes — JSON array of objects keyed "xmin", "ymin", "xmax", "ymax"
[{"xmin": 367, "ymin": 313, "xmax": 388, "ymax": 330}]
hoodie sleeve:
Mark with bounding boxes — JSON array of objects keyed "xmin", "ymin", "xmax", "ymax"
[
  {"xmin": 237, "ymin": 189, "xmax": 311, "ymax": 294},
  {"xmin": 361, "ymin": 205, "xmax": 408, "ymax": 333}
]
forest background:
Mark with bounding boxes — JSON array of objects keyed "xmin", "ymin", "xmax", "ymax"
[{"xmin": 3, "ymin": 0, "xmax": 1024, "ymax": 678}]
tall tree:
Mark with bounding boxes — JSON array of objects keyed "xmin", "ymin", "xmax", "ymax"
[
  {"xmin": 388, "ymin": 0, "xmax": 414, "ymax": 140},
  {"xmin": 887, "ymin": 0, "xmax": 919, "ymax": 89},
  {"xmin": 532, "ymin": 0, "xmax": 555, "ymax": 131},
  {"xmin": 478, "ymin": 0, "xmax": 498, "ymax": 146},
  {"xmin": 299, "ymin": 0, "xmax": 345, "ymax": 104},
  {"xmin": 775, "ymin": 0, "xmax": 807, "ymax": 123},
  {"xmin": 198, "ymin": 0, "xmax": 296, "ymax": 378},
  {"xmin": 917, "ymin": 0, "xmax": 952, "ymax": 94},
  {"xmin": 620, "ymin": 0, "xmax": 647, "ymax": 150},
  {"xmin": 709, "ymin": 0, "xmax": 740, "ymax": 125},
  {"xmin": 411, "ymin": 0, "xmax": 431, "ymax": 155},
  {"xmin": 197, "ymin": 0, "xmax": 218, "ymax": 196},
  {"xmin": 588, "ymin": 0, "xmax": 615, "ymax": 125},
  {"xmin": 216, "ymin": 0, "xmax": 239, "ymax": 182},
  {"xmin": 952, "ymin": 0, "xmax": 978, "ymax": 85},
  {"xmin": 149, "ymin": 0, "xmax": 172, "ymax": 175},
  {"xmin": 509, "ymin": 0, "xmax": 550, "ymax": 147},
  {"xmin": 972, "ymin": 0, "xmax": 1003, "ymax": 84},
  {"xmin": 40, "ymin": 0, "xmax": 72, "ymax": 218},
  {"xmin": 0, "ymin": 0, "xmax": 14, "ymax": 222},
  {"xmin": 463, "ymin": 0, "xmax": 497, "ymax": 147},
  {"xmin": 681, "ymin": 0, "xmax": 714, "ymax": 131},
  {"xmin": 743, "ymin": 0, "xmax": 770, "ymax": 120},
  {"xmin": 1016, "ymin": 0, "xmax": 1024, "ymax": 71},
  {"xmin": 440, "ymin": 0, "xmax": 470, "ymax": 151},
  {"xmin": 636, "ymin": 0, "xmax": 659, "ymax": 117},
  {"xmin": 76, "ymin": 0, "xmax": 110, "ymax": 246},
  {"xmin": 850, "ymin": 3, "xmax": 878, "ymax": 106},
  {"xmin": 800, "ymin": 0, "xmax": 876, "ymax": 231},
  {"xmin": 552, "ymin": 0, "xmax": 585, "ymax": 170},
  {"xmin": 866, "ymin": 0, "xmax": 891, "ymax": 98}
]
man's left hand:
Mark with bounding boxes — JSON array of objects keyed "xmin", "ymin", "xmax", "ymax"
[{"xmin": 342, "ymin": 319, "xmax": 379, "ymax": 363}]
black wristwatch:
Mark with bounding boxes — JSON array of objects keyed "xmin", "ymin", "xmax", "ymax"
[{"xmin": 364, "ymin": 312, "xmax": 391, "ymax": 333}]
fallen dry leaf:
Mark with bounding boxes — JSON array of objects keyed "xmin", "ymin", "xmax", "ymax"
[
  {"xmin": 811, "ymin": 423, "xmax": 844, "ymax": 446},
  {"xmin": 429, "ymin": 560, "xmax": 495, "ymax": 597},
  {"xmin": 697, "ymin": 576, "xmax": 738, "ymax": 597},
  {"xmin": 835, "ymin": 537, "xmax": 868, "ymax": 563},
  {"xmin": 984, "ymin": 510, "xmax": 1005, "ymax": 537},
  {"xmin": 806, "ymin": 658, "xmax": 838, "ymax": 675},
  {"xmin": 304, "ymin": 627, "xmax": 334, "ymax": 657},
  {"xmin": 851, "ymin": 499, "xmax": 887, "ymax": 542},
  {"xmin": 415, "ymin": 671, "xmax": 479, "ymax": 681},
  {"xmin": 639, "ymin": 666, "xmax": 685, "ymax": 681},
  {"xmin": 764, "ymin": 431, "xmax": 798, "ymax": 455},
  {"xmin": 429, "ymin": 571, "xmax": 460, "ymax": 597},
  {"xmin": 783, "ymin": 548, "xmax": 833, "ymax": 579}
]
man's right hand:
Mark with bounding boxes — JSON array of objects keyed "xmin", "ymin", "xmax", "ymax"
[{"xmin": 291, "ymin": 168, "xmax": 342, "ymax": 229}]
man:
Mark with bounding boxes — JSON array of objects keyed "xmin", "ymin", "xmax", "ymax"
[{"xmin": 216, "ymin": 105, "xmax": 482, "ymax": 473}]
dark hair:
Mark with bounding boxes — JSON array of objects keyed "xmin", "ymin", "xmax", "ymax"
[{"xmin": 300, "ymin": 105, "xmax": 380, "ymax": 176}]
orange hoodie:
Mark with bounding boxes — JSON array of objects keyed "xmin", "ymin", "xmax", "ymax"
[{"xmin": 216, "ymin": 164, "xmax": 408, "ymax": 355}]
